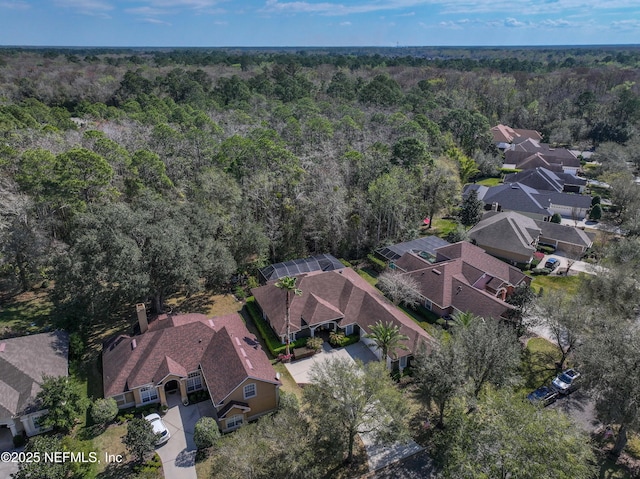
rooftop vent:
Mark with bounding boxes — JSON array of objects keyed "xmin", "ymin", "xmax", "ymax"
[
  {"xmin": 131, "ymin": 339, "xmax": 137, "ymax": 350},
  {"xmin": 0, "ymin": 343, "xmax": 5, "ymax": 352},
  {"xmin": 208, "ymin": 319, "xmax": 214, "ymax": 328},
  {"xmin": 245, "ymin": 359, "xmax": 254, "ymax": 370},
  {"xmin": 432, "ymin": 269, "xmax": 442, "ymax": 275},
  {"xmin": 235, "ymin": 337, "xmax": 241, "ymax": 346}
]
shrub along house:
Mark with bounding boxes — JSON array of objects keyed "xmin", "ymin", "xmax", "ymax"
[
  {"xmin": 102, "ymin": 307, "xmax": 280, "ymax": 432},
  {"xmin": 251, "ymin": 268, "xmax": 436, "ymax": 370},
  {"xmin": 0, "ymin": 331, "xmax": 69, "ymax": 442}
]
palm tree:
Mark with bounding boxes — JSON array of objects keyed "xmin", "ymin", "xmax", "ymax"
[
  {"xmin": 365, "ymin": 320, "xmax": 409, "ymax": 363},
  {"xmin": 275, "ymin": 276, "xmax": 303, "ymax": 356},
  {"xmin": 451, "ymin": 311, "xmax": 478, "ymax": 329}
]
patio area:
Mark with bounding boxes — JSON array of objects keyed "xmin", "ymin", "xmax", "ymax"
[{"xmin": 284, "ymin": 340, "xmax": 378, "ymax": 384}]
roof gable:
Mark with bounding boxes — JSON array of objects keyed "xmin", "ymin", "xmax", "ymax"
[
  {"xmin": 102, "ymin": 313, "xmax": 277, "ymax": 401},
  {"xmin": 0, "ymin": 331, "xmax": 69, "ymax": 417},
  {"xmin": 251, "ymin": 268, "xmax": 437, "ymax": 354},
  {"xmin": 469, "ymin": 211, "xmax": 540, "ymax": 257}
]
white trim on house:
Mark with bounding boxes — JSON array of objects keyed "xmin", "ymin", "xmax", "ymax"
[
  {"xmin": 243, "ymin": 383, "xmax": 257, "ymax": 400},
  {"xmin": 226, "ymin": 414, "xmax": 244, "ymax": 430},
  {"xmin": 113, "ymin": 393, "xmax": 135, "ymax": 409},
  {"xmin": 186, "ymin": 371, "xmax": 203, "ymax": 392},
  {"xmin": 139, "ymin": 384, "xmax": 159, "ymax": 404},
  {"xmin": 214, "ymin": 377, "xmax": 281, "ymax": 407}
]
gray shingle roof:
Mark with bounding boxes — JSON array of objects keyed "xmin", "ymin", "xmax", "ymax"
[
  {"xmin": 375, "ymin": 235, "xmax": 450, "ymax": 262},
  {"xmin": 464, "ymin": 183, "xmax": 552, "ymax": 216},
  {"xmin": 469, "ymin": 211, "xmax": 540, "ymax": 258},
  {"xmin": 0, "ymin": 331, "xmax": 69, "ymax": 417},
  {"xmin": 504, "ymin": 168, "xmax": 564, "ymax": 192},
  {"xmin": 534, "ymin": 191, "xmax": 592, "ymax": 209},
  {"xmin": 534, "ymin": 220, "xmax": 594, "ymax": 248}
]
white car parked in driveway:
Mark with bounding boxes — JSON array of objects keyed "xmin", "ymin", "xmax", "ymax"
[{"xmin": 145, "ymin": 413, "xmax": 171, "ymax": 445}]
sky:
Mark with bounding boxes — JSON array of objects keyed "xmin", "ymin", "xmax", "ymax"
[{"xmin": 0, "ymin": 1, "xmax": 639, "ymax": 47}]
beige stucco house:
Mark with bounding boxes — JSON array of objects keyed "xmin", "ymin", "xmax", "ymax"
[{"xmin": 102, "ymin": 308, "xmax": 280, "ymax": 432}]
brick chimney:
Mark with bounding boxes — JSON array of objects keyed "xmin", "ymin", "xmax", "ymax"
[{"xmin": 136, "ymin": 303, "xmax": 148, "ymax": 334}]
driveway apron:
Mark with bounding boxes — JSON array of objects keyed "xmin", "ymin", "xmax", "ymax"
[{"xmin": 157, "ymin": 394, "xmax": 215, "ymax": 479}]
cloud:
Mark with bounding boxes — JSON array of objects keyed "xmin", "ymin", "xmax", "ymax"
[
  {"xmin": 610, "ymin": 19, "xmax": 640, "ymax": 30},
  {"xmin": 142, "ymin": 0, "xmax": 222, "ymax": 7},
  {"xmin": 339, "ymin": 21, "xmax": 351, "ymax": 25},
  {"xmin": 504, "ymin": 17, "xmax": 526, "ymax": 28},
  {"xmin": 125, "ymin": 6, "xmax": 171, "ymax": 15},
  {"xmin": 0, "ymin": 0, "xmax": 30, "ymax": 9},
  {"xmin": 54, "ymin": 0, "xmax": 113, "ymax": 13},
  {"xmin": 261, "ymin": 0, "xmax": 432, "ymax": 16},
  {"xmin": 437, "ymin": 18, "xmax": 473, "ymax": 29},
  {"xmin": 141, "ymin": 17, "xmax": 172, "ymax": 25},
  {"xmin": 539, "ymin": 18, "xmax": 577, "ymax": 28},
  {"xmin": 125, "ymin": 0, "xmax": 227, "ymax": 17}
]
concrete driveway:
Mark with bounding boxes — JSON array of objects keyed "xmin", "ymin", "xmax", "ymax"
[
  {"xmin": 541, "ymin": 253, "xmax": 603, "ymax": 276},
  {"xmin": 156, "ymin": 395, "xmax": 217, "ymax": 479},
  {"xmin": 360, "ymin": 431, "xmax": 424, "ymax": 472},
  {"xmin": 284, "ymin": 340, "xmax": 377, "ymax": 384}
]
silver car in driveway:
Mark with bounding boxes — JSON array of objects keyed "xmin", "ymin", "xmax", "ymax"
[
  {"xmin": 551, "ymin": 369, "xmax": 581, "ymax": 395},
  {"xmin": 145, "ymin": 413, "xmax": 171, "ymax": 445}
]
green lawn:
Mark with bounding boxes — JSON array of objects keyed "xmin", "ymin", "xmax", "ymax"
[
  {"xmin": 597, "ymin": 457, "xmax": 634, "ymax": 479},
  {"xmin": 530, "ymin": 274, "xmax": 583, "ymax": 296},
  {"xmin": 0, "ymin": 289, "xmax": 53, "ymax": 337},
  {"xmin": 398, "ymin": 305, "xmax": 443, "ymax": 338},
  {"xmin": 519, "ymin": 337, "xmax": 561, "ymax": 390},
  {"xmin": 272, "ymin": 362, "xmax": 302, "ymax": 399},
  {"xmin": 475, "ymin": 177, "xmax": 503, "ymax": 187},
  {"xmin": 428, "ymin": 218, "xmax": 458, "ymax": 240},
  {"xmin": 356, "ymin": 267, "xmax": 379, "ymax": 287}
]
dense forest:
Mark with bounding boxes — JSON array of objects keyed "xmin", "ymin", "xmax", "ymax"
[{"xmin": 1, "ymin": 46, "xmax": 640, "ymax": 333}]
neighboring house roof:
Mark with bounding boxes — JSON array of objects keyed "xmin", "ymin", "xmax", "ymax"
[
  {"xmin": 504, "ymin": 168, "xmax": 564, "ymax": 192},
  {"xmin": 375, "ymin": 235, "xmax": 450, "ymax": 262},
  {"xmin": 468, "ymin": 211, "xmax": 540, "ymax": 259},
  {"xmin": 465, "ymin": 183, "xmax": 552, "ymax": 217},
  {"xmin": 491, "ymin": 124, "xmax": 542, "ymax": 144},
  {"xmin": 466, "ymin": 182, "xmax": 591, "ymax": 217},
  {"xmin": 507, "ymin": 143, "xmax": 581, "ymax": 168},
  {"xmin": 504, "ymin": 168, "xmax": 587, "ymax": 192},
  {"xmin": 469, "ymin": 211, "xmax": 594, "ymax": 260},
  {"xmin": 259, "ymin": 254, "xmax": 344, "ymax": 283},
  {"xmin": 0, "ymin": 331, "xmax": 69, "ymax": 418},
  {"xmin": 533, "ymin": 191, "xmax": 592, "ymax": 209},
  {"xmin": 394, "ymin": 242, "xmax": 528, "ymax": 320},
  {"xmin": 434, "ymin": 241, "xmax": 530, "ymax": 287},
  {"xmin": 534, "ymin": 219, "xmax": 594, "ymax": 249},
  {"xmin": 102, "ymin": 313, "xmax": 279, "ymax": 404},
  {"xmin": 251, "ymin": 268, "xmax": 437, "ymax": 356}
]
